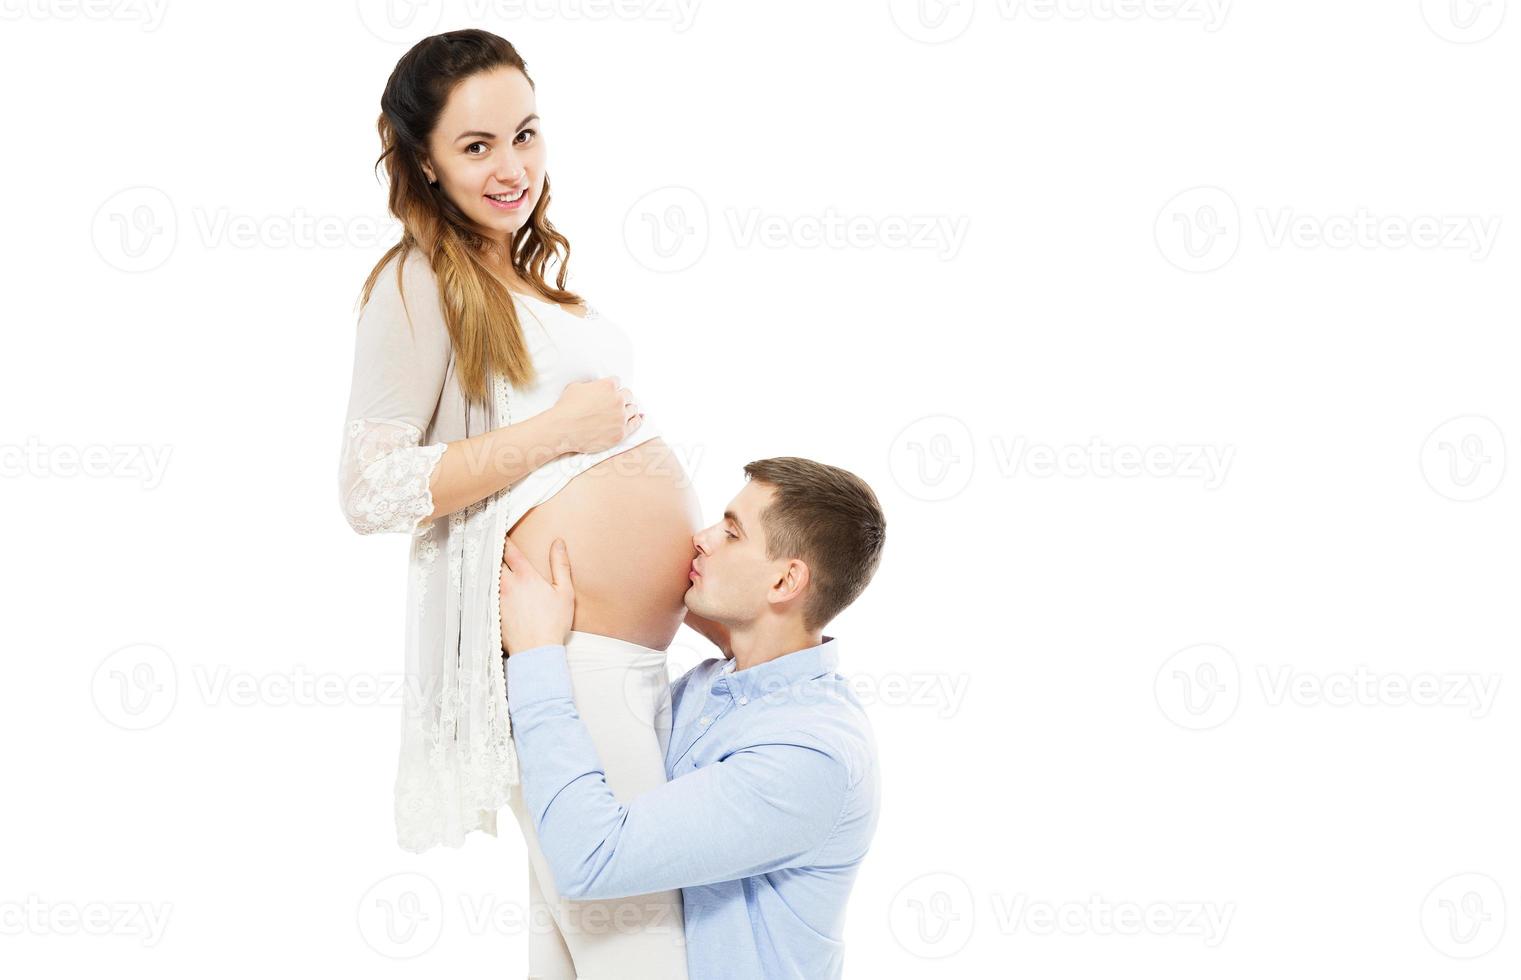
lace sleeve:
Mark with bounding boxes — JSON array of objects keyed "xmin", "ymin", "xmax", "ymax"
[
  {"xmin": 338, "ymin": 249, "xmax": 454, "ymax": 536},
  {"xmin": 339, "ymin": 419, "xmax": 448, "ymax": 535}
]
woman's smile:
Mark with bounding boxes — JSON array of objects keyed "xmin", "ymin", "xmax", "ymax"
[{"xmin": 485, "ymin": 187, "xmax": 530, "ymax": 211}]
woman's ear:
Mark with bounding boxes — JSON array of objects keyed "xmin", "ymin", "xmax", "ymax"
[{"xmin": 420, "ymin": 158, "xmax": 437, "ymax": 185}]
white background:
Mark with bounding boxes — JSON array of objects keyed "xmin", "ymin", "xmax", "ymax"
[{"xmin": 2, "ymin": 0, "xmax": 1517, "ymax": 976}]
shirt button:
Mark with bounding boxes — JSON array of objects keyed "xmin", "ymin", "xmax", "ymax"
[
  {"xmin": 738, "ymin": 697, "xmax": 749, "ymax": 705},
  {"xmin": 699, "ymin": 716, "xmax": 711, "ymax": 726}
]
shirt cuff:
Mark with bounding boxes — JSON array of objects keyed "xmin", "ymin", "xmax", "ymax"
[{"xmin": 506, "ymin": 644, "xmax": 573, "ymax": 711}]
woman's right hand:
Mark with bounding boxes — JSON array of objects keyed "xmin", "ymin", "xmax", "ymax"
[{"xmin": 549, "ymin": 376, "xmax": 644, "ymax": 455}]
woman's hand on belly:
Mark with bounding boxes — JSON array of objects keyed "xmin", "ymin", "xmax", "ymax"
[{"xmin": 549, "ymin": 377, "xmax": 647, "ymax": 454}]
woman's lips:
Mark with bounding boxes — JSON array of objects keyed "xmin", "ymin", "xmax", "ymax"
[{"xmin": 484, "ymin": 189, "xmax": 529, "ymax": 211}]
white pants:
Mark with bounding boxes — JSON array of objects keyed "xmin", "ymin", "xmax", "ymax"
[{"xmin": 507, "ymin": 629, "xmax": 689, "ymax": 979}]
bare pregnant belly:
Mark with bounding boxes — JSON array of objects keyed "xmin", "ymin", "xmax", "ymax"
[{"xmin": 506, "ymin": 437, "xmax": 701, "ymax": 652}]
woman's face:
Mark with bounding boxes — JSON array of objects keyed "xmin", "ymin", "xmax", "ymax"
[{"xmin": 421, "ymin": 66, "xmax": 546, "ymax": 246}]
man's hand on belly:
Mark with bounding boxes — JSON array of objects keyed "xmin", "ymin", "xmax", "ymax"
[{"xmin": 499, "ymin": 537, "xmax": 576, "ymax": 655}]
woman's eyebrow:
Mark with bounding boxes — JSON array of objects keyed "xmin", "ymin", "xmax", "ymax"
[{"xmin": 453, "ymin": 113, "xmax": 540, "ymax": 142}]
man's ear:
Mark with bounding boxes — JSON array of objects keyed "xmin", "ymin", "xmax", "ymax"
[{"xmin": 775, "ymin": 559, "xmax": 810, "ymax": 602}]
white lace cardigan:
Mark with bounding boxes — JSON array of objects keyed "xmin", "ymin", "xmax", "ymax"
[{"xmin": 338, "ymin": 248, "xmax": 544, "ymax": 853}]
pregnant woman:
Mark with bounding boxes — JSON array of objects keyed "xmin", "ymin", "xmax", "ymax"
[{"xmin": 338, "ymin": 30, "xmax": 713, "ymax": 978}]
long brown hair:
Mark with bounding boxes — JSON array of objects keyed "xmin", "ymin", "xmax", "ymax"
[{"xmin": 360, "ymin": 29, "xmax": 581, "ymax": 403}]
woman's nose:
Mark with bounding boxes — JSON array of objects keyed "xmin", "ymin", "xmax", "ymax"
[{"xmin": 497, "ymin": 156, "xmax": 526, "ymax": 183}]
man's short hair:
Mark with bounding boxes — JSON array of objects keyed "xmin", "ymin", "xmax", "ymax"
[{"xmin": 741, "ymin": 457, "xmax": 887, "ymax": 633}]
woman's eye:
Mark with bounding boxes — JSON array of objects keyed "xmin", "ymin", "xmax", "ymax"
[
  {"xmin": 466, "ymin": 142, "xmax": 487, "ymax": 155},
  {"xmin": 724, "ymin": 530, "xmax": 738, "ymax": 540},
  {"xmin": 515, "ymin": 128, "xmax": 537, "ymax": 144}
]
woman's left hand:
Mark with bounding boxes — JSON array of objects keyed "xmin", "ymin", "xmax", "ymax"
[{"xmin": 499, "ymin": 537, "xmax": 576, "ymax": 655}]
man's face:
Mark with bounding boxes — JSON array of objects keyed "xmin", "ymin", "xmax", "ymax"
[{"xmin": 685, "ymin": 480, "xmax": 780, "ymax": 625}]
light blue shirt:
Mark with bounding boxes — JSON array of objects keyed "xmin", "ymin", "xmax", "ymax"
[{"xmin": 506, "ymin": 635, "xmax": 880, "ymax": 980}]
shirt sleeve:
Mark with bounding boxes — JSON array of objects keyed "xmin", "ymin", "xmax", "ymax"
[
  {"xmin": 337, "ymin": 251, "xmax": 453, "ymax": 536},
  {"xmin": 506, "ymin": 644, "xmax": 852, "ymax": 901}
]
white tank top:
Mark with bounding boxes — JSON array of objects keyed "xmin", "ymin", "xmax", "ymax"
[{"xmin": 496, "ymin": 291, "xmax": 663, "ymax": 534}]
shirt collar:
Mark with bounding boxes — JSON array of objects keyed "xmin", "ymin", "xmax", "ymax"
[{"xmin": 719, "ymin": 635, "xmax": 839, "ymax": 700}]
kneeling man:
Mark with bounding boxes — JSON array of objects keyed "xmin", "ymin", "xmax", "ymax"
[{"xmin": 500, "ymin": 457, "xmax": 887, "ymax": 980}]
